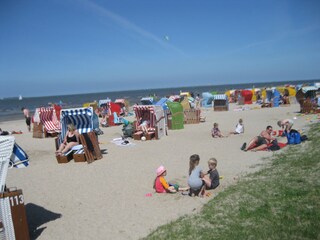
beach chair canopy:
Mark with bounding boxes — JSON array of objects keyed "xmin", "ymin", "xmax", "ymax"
[
  {"xmin": 241, "ymin": 90, "xmax": 253, "ymax": 104},
  {"xmin": 180, "ymin": 97, "xmax": 191, "ymax": 110},
  {"xmin": 140, "ymin": 97, "xmax": 154, "ymax": 105},
  {"xmin": 0, "ymin": 136, "xmax": 14, "ymax": 192},
  {"xmin": 213, "ymin": 94, "xmax": 229, "ymax": 108},
  {"xmin": 99, "ymin": 98, "xmax": 111, "ymax": 107},
  {"xmin": 0, "ymin": 136, "xmax": 29, "ymax": 192},
  {"xmin": 59, "ymin": 107, "xmax": 94, "ymax": 143},
  {"xmin": 166, "ymin": 102, "xmax": 184, "ymax": 130},
  {"xmin": 201, "ymin": 92, "xmax": 214, "ymax": 108},
  {"xmin": 83, "ymin": 102, "xmax": 98, "ymax": 111},
  {"xmin": 133, "ymin": 105, "xmax": 166, "ymax": 139},
  {"xmin": 115, "ymin": 99, "xmax": 125, "ymax": 105},
  {"xmin": 155, "ymin": 98, "xmax": 169, "ymax": 110},
  {"xmin": 168, "ymin": 95, "xmax": 180, "ymax": 102},
  {"xmin": 39, "ymin": 107, "xmax": 61, "ymax": 134},
  {"xmin": 180, "ymin": 92, "xmax": 191, "ymax": 98},
  {"xmin": 107, "ymin": 102, "xmax": 122, "ymax": 126},
  {"xmin": 295, "ymin": 86, "xmax": 318, "ymax": 103}
]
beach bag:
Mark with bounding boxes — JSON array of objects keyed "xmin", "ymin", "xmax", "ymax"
[{"xmin": 286, "ymin": 129, "xmax": 301, "ymax": 145}]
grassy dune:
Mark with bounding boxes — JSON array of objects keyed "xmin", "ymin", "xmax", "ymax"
[{"xmin": 145, "ymin": 123, "xmax": 320, "ymax": 240}]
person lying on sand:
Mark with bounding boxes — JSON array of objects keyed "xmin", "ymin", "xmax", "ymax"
[
  {"xmin": 241, "ymin": 125, "xmax": 276, "ymax": 152},
  {"xmin": 0, "ymin": 128, "xmax": 23, "ymax": 135}
]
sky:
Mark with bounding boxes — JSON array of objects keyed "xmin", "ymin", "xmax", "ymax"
[{"xmin": 1, "ymin": 0, "xmax": 320, "ymax": 98}]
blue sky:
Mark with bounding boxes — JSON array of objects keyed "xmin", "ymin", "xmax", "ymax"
[{"xmin": 1, "ymin": 0, "xmax": 320, "ymax": 98}]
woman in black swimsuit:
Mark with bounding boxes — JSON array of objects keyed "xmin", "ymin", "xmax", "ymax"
[{"xmin": 56, "ymin": 123, "xmax": 80, "ymax": 156}]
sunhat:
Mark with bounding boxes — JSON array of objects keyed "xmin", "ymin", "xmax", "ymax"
[{"xmin": 156, "ymin": 165, "xmax": 166, "ymax": 176}]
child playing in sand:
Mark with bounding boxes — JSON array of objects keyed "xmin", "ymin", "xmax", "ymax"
[
  {"xmin": 230, "ymin": 118, "xmax": 244, "ymax": 134},
  {"xmin": 153, "ymin": 165, "xmax": 189, "ymax": 193},
  {"xmin": 212, "ymin": 123, "xmax": 224, "ymax": 137},
  {"xmin": 187, "ymin": 154, "xmax": 205, "ymax": 196},
  {"xmin": 202, "ymin": 158, "xmax": 220, "ymax": 190}
]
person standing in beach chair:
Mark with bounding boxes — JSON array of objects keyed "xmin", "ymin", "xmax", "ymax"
[
  {"xmin": 241, "ymin": 125, "xmax": 276, "ymax": 152},
  {"xmin": 55, "ymin": 123, "xmax": 80, "ymax": 156}
]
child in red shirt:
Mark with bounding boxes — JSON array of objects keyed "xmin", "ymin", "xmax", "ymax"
[{"xmin": 153, "ymin": 166, "xmax": 188, "ymax": 193}]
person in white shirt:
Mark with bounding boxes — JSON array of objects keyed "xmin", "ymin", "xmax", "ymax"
[{"xmin": 230, "ymin": 118, "xmax": 244, "ymax": 134}]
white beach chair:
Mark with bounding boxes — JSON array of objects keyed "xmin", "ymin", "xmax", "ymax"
[{"xmin": 0, "ymin": 136, "xmax": 16, "ymax": 240}]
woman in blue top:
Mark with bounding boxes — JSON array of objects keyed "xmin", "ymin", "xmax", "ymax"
[{"xmin": 187, "ymin": 154, "xmax": 205, "ymax": 196}]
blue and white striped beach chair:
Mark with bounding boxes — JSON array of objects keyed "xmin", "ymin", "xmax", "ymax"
[
  {"xmin": 59, "ymin": 107, "xmax": 94, "ymax": 144},
  {"xmin": 9, "ymin": 143, "xmax": 29, "ymax": 169}
]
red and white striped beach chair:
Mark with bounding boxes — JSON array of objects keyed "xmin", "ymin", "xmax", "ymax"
[
  {"xmin": 133, "ymin": 105, "xmax": 166, "ymax": 140},
  {"xmin": 39, "ymin": 107, "xmax": 61, "ymax": 137}
]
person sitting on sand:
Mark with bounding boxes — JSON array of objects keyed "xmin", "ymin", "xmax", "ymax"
[
  {"xmin": 277, "ymin": 119, "xmax": 294, "ymax": 132},
  {"xmin": 153, "ymin": 165, "xmax": 189, "ymax": 193},
  {"xmin": 241, "ymin": 125, "xmax": 276, "ymax": 152},
  {"xmin": 188, "ymin": 154, "xmax": 205, "ymax": 197},
  {"xmin": 230, "ymin": 118, "xmax": 244, "ymax": 134},
  {"xmin": 202, "ymin": 158, "xmax": 220, "ymax": 190},
  {"xmin": 212, "ymin": 123, "xmax": 224, "ymax": 138},
  {"xmin": 55, "ymin": 123, "xmax": 80, "ymax": 156}
]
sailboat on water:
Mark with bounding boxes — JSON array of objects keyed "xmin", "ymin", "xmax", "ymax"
[{"xmin": 19, "ymin": 95, "xmax": 23, "ymax": 100}]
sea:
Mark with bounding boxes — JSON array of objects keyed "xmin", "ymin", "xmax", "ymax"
[{"xmin": 0, "ymin": 79, "xmax": 318, "ymax": 123}]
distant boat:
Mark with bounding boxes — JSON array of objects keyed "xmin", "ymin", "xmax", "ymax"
[{"xmin": 19, "ymin": 95, "xmax": 23, "ymax": 100}]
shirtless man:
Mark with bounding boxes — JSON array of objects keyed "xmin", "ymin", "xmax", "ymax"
[
  {"xmin": 277, "ymin": 119, "xmax": 294, "ymax": 132},
  {"xmin": 21, "ymin": 107, "xmax": 31, "ymax": 132},
  {"xmin": 241, "ymin": 125, "xmax": 276, "ymax": 152}
]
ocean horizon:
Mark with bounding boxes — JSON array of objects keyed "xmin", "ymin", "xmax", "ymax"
[{"xmin": 1, "ymin": 79, "xmax": 318, "ymax": 123}]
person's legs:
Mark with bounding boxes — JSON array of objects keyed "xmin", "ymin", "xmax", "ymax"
[
  {"xmin": 26, "ymin": 117, "xmax": 31, "ymax": 132},
  {"xmin": 202, "ymin": 175, "xmax": 212, "ymax": 188},
  {"xmin": 245, "ymin": 137, "xmax": 258, "ymax": 151},
  {"xmin": 61, "ymin": 142, "xmax": 78, "ymax": 154},
  {"xmin": 250, "ymin": 143, "xmax": 268, "ymax": 151},
  {"xmin": 178, "ymin": 186, "xmax": 189, "ymax": 191}
]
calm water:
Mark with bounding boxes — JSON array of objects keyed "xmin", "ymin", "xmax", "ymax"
[{"xmin": 0, "ymin": 79, "xmax": 317, "ymax": 122}]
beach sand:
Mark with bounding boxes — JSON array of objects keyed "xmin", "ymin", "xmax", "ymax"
[{"xmin": 2, "ymin": 102, "xmax": 311, "ymax": 239}]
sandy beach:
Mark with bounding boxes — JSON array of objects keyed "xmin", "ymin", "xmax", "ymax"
[{"xmin": 2, "ymin": 102, "xmax": 313, "ymax": 240}]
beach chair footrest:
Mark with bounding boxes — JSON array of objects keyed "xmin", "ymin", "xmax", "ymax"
[
  {"xmin": 133, "ymin": 131, "xmax": 143, "ymax": 140},
  {"xmin": 56, "ymin": 152, "xmax": 73, "ymax": 164}
]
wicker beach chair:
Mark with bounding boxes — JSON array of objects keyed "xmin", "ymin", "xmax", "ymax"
[
  {"xmin": 0, "ymin": 136, "xmax": 29, "ymax": 240},
  {"xmin": 0, "ymin": 136, "xmax": 15, "ymax": 193},
  {"xmin": 57, "ymin": 107, "xmax": 102, "ymax": 163},
  {"xmin": 39, "ymin": 107, "xmax": 61, "ymax": 137},
  {"xmin": 133, "ymin": 105, "xmax": 166, "ymax": 140}
]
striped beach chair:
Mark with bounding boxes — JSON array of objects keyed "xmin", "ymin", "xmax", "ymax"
[
  {"xmin": 133, "ymin": 105, "xmax": 166, "ymax": 140},
  {"xmin": 0, "ymin": 136, "xmax": 30, "ymax": 239},
  {"xmin": 213, "ymin": 94, "xmax": 229, "ymax": 111},
  {"xmin": 39, "ymin": 107, "xmax": 61, "ymax": 136},
  {"xmin": 0, "ymin": 136, "xmax": 15, "ymax": 193},
  {"xmin": 58, "ymin": 107, "xmax": 102, "ymax": 163}
]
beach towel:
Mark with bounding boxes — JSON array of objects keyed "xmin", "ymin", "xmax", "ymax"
[
  {"xmin": 264, "ymin": 142, "xmax": 287, "ymax": 151},
  {"xmin": 111, "ymin": 138, "xmax": 135, "ymax": 147}
]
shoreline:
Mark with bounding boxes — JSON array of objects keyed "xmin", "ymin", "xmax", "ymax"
[{"xmin": 2, "ymin": 102, "xmax": 316, "ymax": 239}]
